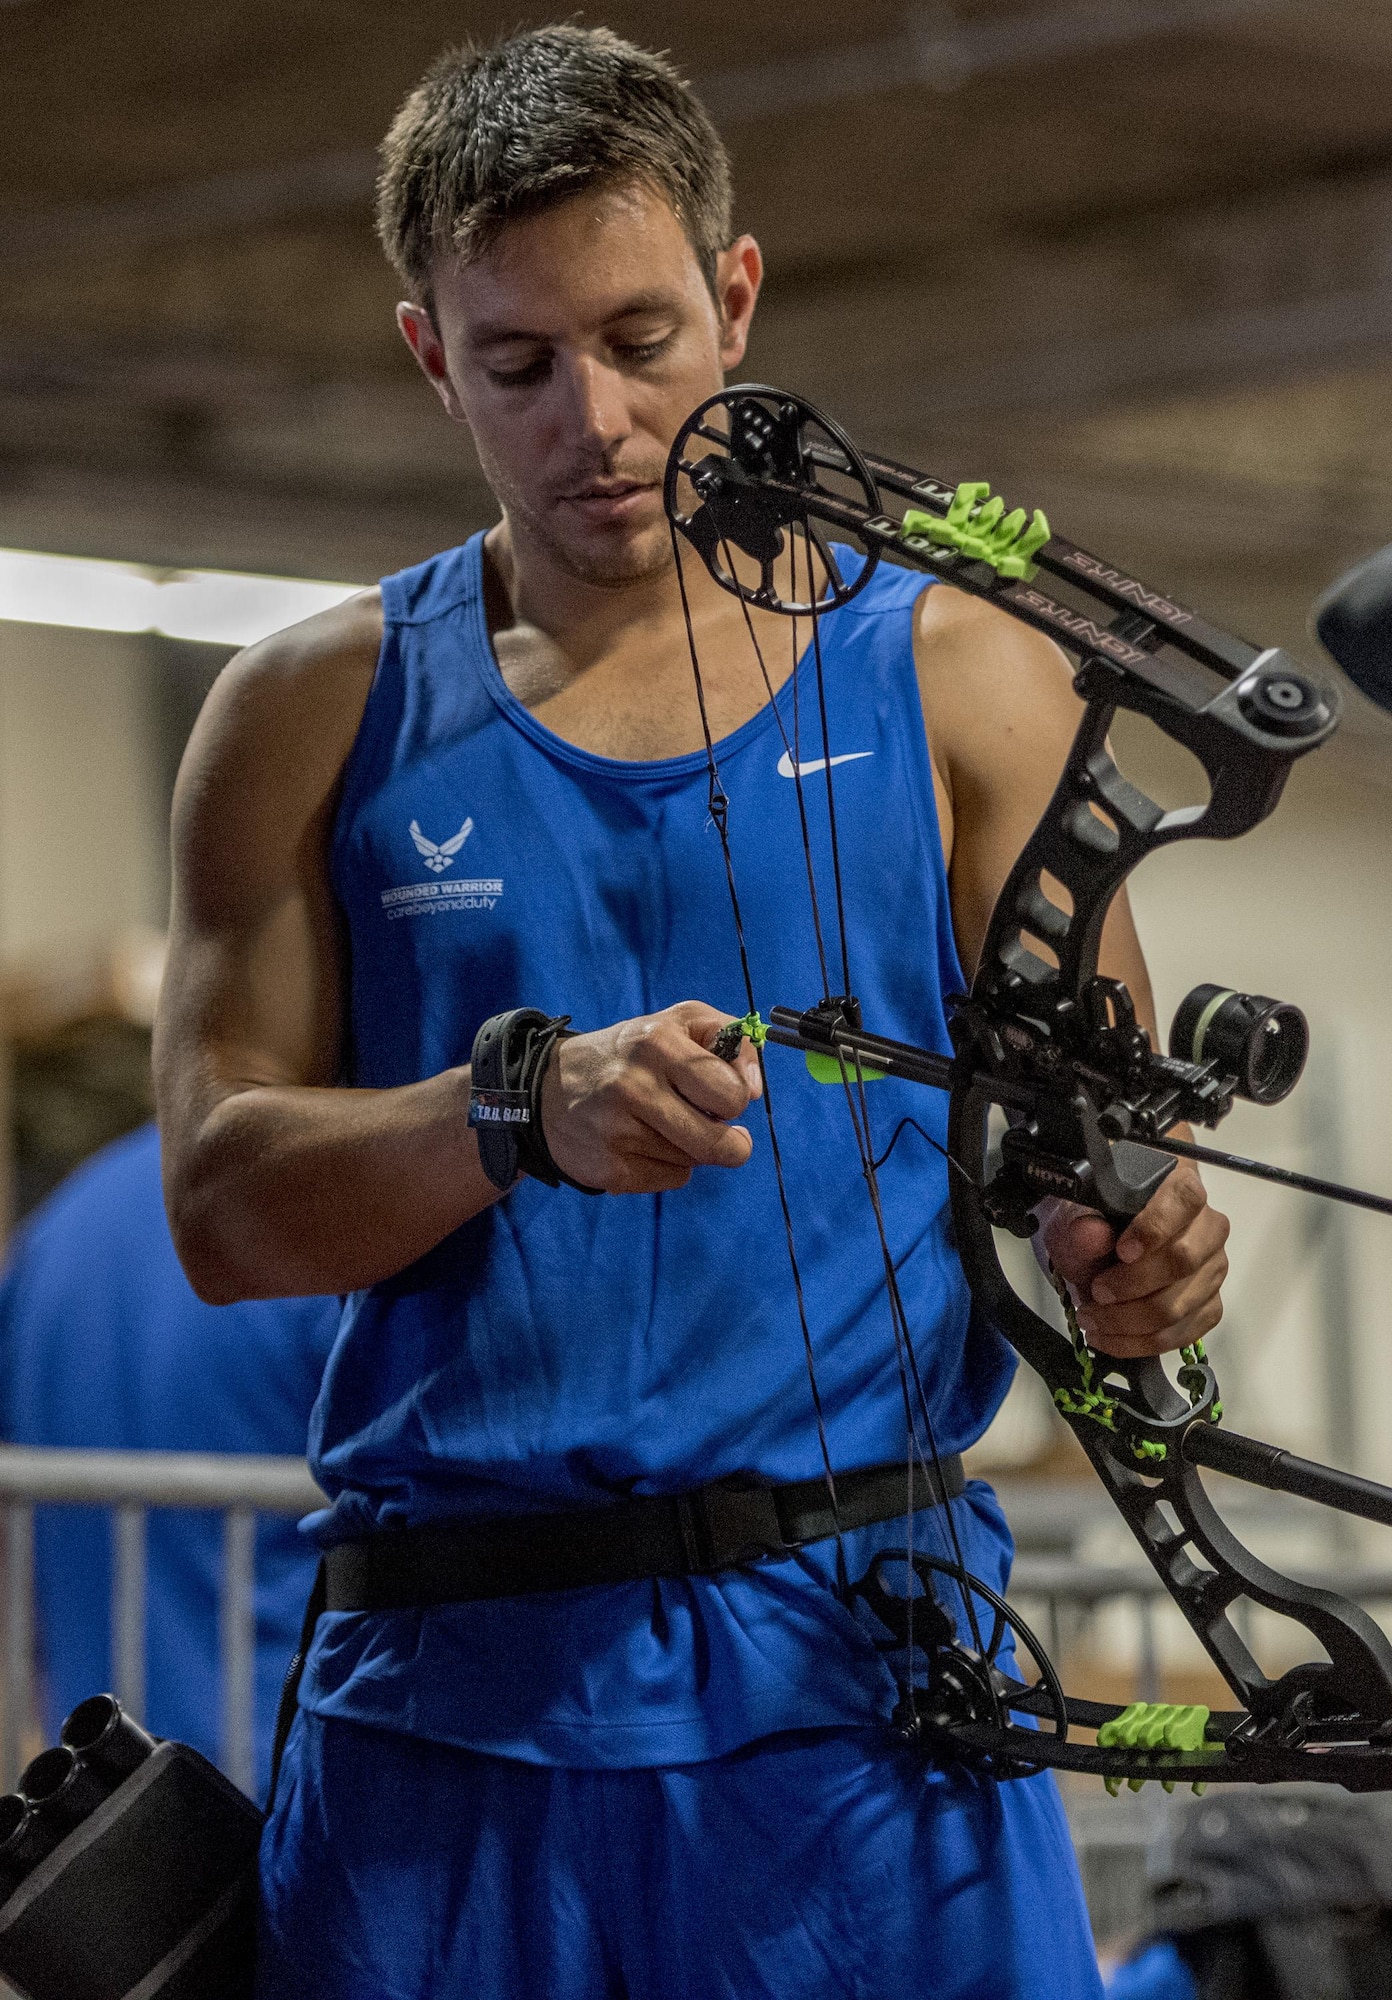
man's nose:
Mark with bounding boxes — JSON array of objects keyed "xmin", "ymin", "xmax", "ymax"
[{"xmin": 562, "ymin": 354, "xmax": 632, "ymax": 453}]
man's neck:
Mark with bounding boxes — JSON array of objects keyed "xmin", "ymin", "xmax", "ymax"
[
  {"xmin": 484, "ymin": 516, "xmax": 678, "ymax": 669},
  {"xmin": 480, "ymin": 516, "xmax": 800, "ymax": 762}
]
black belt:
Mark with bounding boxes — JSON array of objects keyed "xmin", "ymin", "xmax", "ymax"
[{"xmin": 323, "ymin": 1455, "xmax": 966, "ymax": 1612}]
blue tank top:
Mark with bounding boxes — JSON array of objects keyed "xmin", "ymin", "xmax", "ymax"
[{"xmin": 301, "ymin": 532, "xmax": 1017, "ymax": 1765}]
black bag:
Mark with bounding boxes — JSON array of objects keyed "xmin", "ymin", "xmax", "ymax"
[{"xmin": 0, "ymin": 1697, "xmax": 260, "ymax": 2000}]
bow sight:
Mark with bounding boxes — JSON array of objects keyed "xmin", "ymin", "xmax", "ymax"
[{"xmin": 666, "ymin": 383, "xmax": 1392, "ymax": 1793}]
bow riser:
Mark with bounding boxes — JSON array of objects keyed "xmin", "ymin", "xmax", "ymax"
[
  {"xmin": 950, "ymin": 1069, "xmax": 1392, "ymax": 1732},
  {"xmin": 975, "ymin": 680, "xmax": 1308, "ymax": 1013},
  {"xmin": 953, "ymin": 655, "xmax": 1330, "ymax": 1227}
]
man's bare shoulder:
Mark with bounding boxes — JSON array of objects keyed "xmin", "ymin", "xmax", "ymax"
[
  {"xmin": 169, "ymin": 589, "xmax": 386, "ymax": 919},
  {"xmin": 207, "ymin": 586, "xmax": 383, "ymax": 736},
  {"xmin": 912, "ymin": 581, "xmax": 1079, "ymax": 771},
  {"xmin": 913, "ymin": 582, "xmax": 1072, "ymax": 695},
  {"xmin": 178, "ymin": 589, "xmax": 384, "ymax": 812}
]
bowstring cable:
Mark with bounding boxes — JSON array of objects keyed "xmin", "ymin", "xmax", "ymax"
[
  {"xmin": 798, "ymin": 523, "xmax": 990, "ymax": 1670},
  {"xmin": 805, "ymin": 530, "xmax": 854, "ymax": 1001},
  {"xmin": 717, "ymin": 531, "xmax": 833, "ymax": 1003},
  {"xmin": 697, "ymin": 496, "xmax": 987, "ymax": 1670},
  {"xmin": 668, "ymin": 516, "xmax": 848, "ymax": 1595}
]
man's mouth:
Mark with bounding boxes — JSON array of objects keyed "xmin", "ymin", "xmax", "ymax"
[{"xmin": 560, "ymin": 478, "xmax": 660, "ymax": 523}]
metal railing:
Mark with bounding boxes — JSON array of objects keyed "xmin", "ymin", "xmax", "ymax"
[
  {"xmin": 3, "ymin": 1446, "xmax": 1391, "ymax": 1810},
  {"xmin": 0, "ymin": 1445, "xmax": 323, "ymax": 1796},
  {"xmin": 1010, "ymin": 1553, "xmax": 1392, "ymax": 1704}
]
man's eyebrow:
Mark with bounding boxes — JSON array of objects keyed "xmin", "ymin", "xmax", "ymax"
[{"xmin": 467, "ymin": 293, "xmax": 683, "ymax": 350}]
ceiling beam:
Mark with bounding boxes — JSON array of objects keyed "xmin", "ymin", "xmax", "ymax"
[
  {"xmin": 0, "ymin": 150, "xmax": 380, "ymax": 264},
  {"xmin": 2, "ymin": 152, "xmax": 1392, "ymax": 581},
  {"xmin": 751, "ymin": 163, "xmax": 1392, "ymax": 431},
  {"xmin": 701, "ymin": 0, "xmax": 1284, "ymax": 120},
  {"xmin": 0, "ymin": 0, "xmax": 1294, "ymax": 266}
]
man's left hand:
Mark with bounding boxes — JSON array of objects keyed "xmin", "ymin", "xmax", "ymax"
[{"xmin": 1039, "ymin": 1163, "xmax": 1230, "ymax": 1360}]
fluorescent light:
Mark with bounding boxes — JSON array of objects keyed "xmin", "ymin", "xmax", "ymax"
[{"xmin": 0, "ymin": 547, "xmax": 365, "ymax": 647}]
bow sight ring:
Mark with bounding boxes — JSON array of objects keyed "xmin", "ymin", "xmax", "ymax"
[
  {"xmin": 665, "ymin": 386, "xmax": 882, "ymax": 616},
  {"xmin": 1170, "ymin": 985, "xmax": 1309, "ymax": 1107}
]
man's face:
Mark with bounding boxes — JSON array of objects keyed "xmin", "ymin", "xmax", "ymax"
[{"xmin": 399, "ymin": 182, "xmax": 761, "ymax": 588}]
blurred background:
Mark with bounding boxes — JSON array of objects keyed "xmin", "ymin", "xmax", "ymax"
[{"xmin": 3, "ymin": 0, "xmax": 1392, "ymax": 1977}]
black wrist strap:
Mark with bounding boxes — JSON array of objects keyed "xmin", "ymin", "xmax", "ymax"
[{"xmin": 468, "ymin": 1009, "xmax": 602, "ymax": 1195}]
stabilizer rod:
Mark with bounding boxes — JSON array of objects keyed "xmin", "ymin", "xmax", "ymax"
[{"xmin": 1184, "ymin": 1422, "xmax": 1392, "ymax": 1531}]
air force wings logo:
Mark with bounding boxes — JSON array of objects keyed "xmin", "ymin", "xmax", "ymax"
[
  {"xmin": 382, "ymin": 817, "xmax": 499, "ymax": 918},
  {"xmin": 409, "ymin": 817, "xmax": 474, "ymax": 873}
]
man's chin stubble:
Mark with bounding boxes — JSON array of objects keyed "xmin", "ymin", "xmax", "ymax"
[{"xmin": 545, "ymin": 524, "xmax": 675, "ymax": 591}]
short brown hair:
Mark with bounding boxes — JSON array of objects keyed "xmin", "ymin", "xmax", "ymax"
[{"xmin": 376, "ymin": 25, "xmax": 733, "ymax": 302}]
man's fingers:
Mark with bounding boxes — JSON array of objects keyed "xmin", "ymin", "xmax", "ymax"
[
  {"xmin": 1038, "ymin": 1158, "xmax": 1230, "ymax": 1360},
  {"xmin": 666, "ymin": 1038, "xmax": 757, "ymax": 1121},
  {"xmin": 608, "ymin": 1150, "xmax": 695, "ymax": 1194},
  {"xmin": 1080, "ymin": 1249, "xmax": 1227, "ymax": 1350},
  {"xmin": 583, "ymin": 1085, "xmax": 751, "ymax": 1174},
  {"xmin": 1113, "ymin": 1164, "xmax": 1207, "ymax": 1265},
  {"xmin": 541, "ymin": 1003, "xmax": 765, "ymax": 1190},
  {"xmin": 1083, "ymin": 1289, "xmax": 1223, "ymax": 1360},
  {"xmin": 1090, "ymin": 1211, "xmax": 1225, "ymax": 1306},
  {"xmin": 669, "ymin": 1001, "xmax": 765, "ymax": 1100},
  {"xmin": 637, "ymin": 1080, "xmax": 755, "ymax": 1167},
  {"xmin": 606, "ymin": 1116, "xmax": 695, "ymax": 1170},
  {"xmin": 1042, "ymin": 1209, "xmax": 1116, "ymax": 1289}
]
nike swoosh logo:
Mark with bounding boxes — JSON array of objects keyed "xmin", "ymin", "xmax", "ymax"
[{"xmin": 777, "ymin": 750, "xmax": 873, "ymax": 779}]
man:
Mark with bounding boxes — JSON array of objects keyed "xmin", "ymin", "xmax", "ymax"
[
  {"xmin": 0, "ymin": 1123, "xmax": 335, "ymax": 1799},
  {"xmin": 155, "ymin": 26, "xmax": 1230, "ymax": 1997}
]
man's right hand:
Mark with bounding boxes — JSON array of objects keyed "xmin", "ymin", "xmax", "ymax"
[{"xmin": 538, "ymin": 1002, "xmax": 764, "ymax": 1193}]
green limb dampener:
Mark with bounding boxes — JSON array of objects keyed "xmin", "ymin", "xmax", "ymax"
[{"xmin": 901, "ymin": 484, "xmax": 1051, "ymax": 580}]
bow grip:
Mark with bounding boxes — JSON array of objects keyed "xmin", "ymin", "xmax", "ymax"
[{"xmin": 1088, "ymin": 1135, "xmax": 1177, "ymax": 1228}]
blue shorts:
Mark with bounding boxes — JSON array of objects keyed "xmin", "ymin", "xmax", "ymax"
[{"xmin": 257, "ymin": 1713, "xmax": 1102, "ymax": 1999}]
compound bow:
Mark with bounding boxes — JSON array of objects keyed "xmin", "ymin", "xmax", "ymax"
[{"xmin": 664, "ymin": 383, "xmax": 1392, "ymax": 1796}]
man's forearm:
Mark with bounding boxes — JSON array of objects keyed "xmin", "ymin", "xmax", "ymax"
[
  {"xmin": 163, "ymin": 1069, "xmax": 501, "ymax": 1303},
  {"xmin": 159, "ymin": 998, "xmax": 761, "ymax": 1301}
]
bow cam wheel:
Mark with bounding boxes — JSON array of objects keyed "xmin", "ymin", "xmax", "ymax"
[{"xmin": 664, "ymin": 384, "xmax": 882, "ymax": 616}]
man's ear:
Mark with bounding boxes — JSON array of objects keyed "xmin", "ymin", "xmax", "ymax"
[
  {"xmin": 397, "ymin": 301, "xmax": 467, "ymax": 421},
  {"xmin": 714, "ymin": 235, "xmax": 763, "ymax": 372}
]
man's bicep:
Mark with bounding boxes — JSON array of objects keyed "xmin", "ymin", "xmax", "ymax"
[
  {"xmin": 161, "ymin": 857, "xmax": 345, "ymax": 1104},
  {"xmin": 156, "ymin": 613, "xmax": 377, "ymax": 1127},
  {"xmin": 917, "ymin": 590, "xmax": 1082, "ymax": 979}
]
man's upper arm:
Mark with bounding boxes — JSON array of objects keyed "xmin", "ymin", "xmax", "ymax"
[
  {"xmin": 154, "ymin": 593, "xmax": 383, "ymax": 1157},
  {"xmin": 913, "ymin": 584, "xmax": 1159, "ymax": 1035}
]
